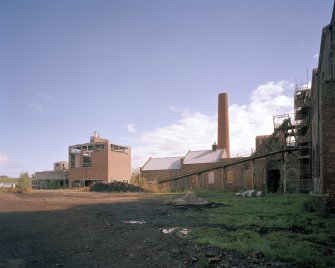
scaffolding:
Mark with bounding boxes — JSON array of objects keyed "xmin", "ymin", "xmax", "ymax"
[{"xmin": 294, "ymin": 83, "xmax": 311, "ymax": 192}]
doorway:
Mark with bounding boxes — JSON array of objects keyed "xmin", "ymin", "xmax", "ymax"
[{"xmin": 267, "ymin": 169, "xmax": 280, "ymax": 192}]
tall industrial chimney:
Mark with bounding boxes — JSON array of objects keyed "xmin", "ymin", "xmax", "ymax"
[{"xmin": 217, "ymin": 93, "xmax": 230, "ymax": 158}]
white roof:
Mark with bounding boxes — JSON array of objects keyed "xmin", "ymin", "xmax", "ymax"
[
  {"xmin": 142, "ymin": 157, "xmax": 183, "ymax": 171},
  {"xmin": 183, "ymin": 149, "xmax": 224, "ymax": 164}
]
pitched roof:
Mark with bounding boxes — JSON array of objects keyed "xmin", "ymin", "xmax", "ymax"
[
  {"xmin": 183, "ymin": 149, "xmax": 224, "ymax": 165},
  {"xmin": 141, "ymin": 157, "xmax": 183, "ymax": 171}
]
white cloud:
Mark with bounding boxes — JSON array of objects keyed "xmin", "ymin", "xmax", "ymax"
[
  {"xmin": 127, "ymin": 123, "xmax": 136, "ymax": 133},
  {"xmin": 130, "ymin": 81, "xmax": 294, "ymax": 168},
  {"xmin": 0, "ymin": 153, "xmax": 9, "ymax": 165},
  {"xmin": 230, "ymin": 81, "xmax": 293, "ymax": 156},
  {"xmin": 35, "ymin": 91, "xmax": 55, "ymax": 101},
  {"xmin": 27, "ymin": 102, "xmax": 44, "ymax": 112},
  {"xmin": 314, "ymin": 53, "xmax": 319, "ymax": 59}
]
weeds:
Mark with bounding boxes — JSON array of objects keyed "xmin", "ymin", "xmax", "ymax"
[{"xmin": 183, "ymin": 193, "xmax": 335, "ymax": 267}]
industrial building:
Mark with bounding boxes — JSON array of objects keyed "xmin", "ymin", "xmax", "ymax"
[
  {"xmin": 141, "ymin": 93, "xmax": 267, "ymax": 192},
  {"xmin": 140, "ymin": 5, "xmax": 335, "ymax": 199},
  {"xmin": 33, "ymin": 161, "xmax": 69, "ymax": 189},
  {"xmin": 68, "ymin": 132, "xmax": 131, "ymax": 187}
]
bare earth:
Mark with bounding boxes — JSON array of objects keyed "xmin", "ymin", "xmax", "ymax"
[{"xmin": 0, "ymin": 190, "xmax": 292, "ymax": 268}]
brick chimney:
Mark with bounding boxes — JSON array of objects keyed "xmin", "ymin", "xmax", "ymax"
[{"xmin": 217, "ymin": 93, "xmax": 230, "ymax": 158}]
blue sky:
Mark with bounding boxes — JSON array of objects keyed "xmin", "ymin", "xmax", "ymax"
[{"xmin": 0, "ymin": 0, "xmax": 333, "ymax": 177}]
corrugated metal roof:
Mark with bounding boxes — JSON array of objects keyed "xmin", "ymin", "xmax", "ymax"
[
  {"xmin": 183, "ymin": 149, "xmax": 224, "ymax": 164},
  {"xmin": 142, "ymin": 157, "xmax": 183, "ymax": 171}
]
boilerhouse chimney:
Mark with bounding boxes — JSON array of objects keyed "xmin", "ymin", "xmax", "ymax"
[
  {"xmin": 217, "ymin": 93, "xmax": 230, "ymax": 158},
  {"xmin": 212, "ymin": 142, "xmax": 217, "ymax": 151}
]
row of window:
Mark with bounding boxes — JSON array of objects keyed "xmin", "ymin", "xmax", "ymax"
[
  {"xmin": 70, "ymin": 144, "xmax": 129, "ymax": 154},
  {"xmin": 71, "ymin": 144, "xmax": 105, "ymax": 152}
]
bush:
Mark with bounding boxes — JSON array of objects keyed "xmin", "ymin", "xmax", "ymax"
[
  {"xmin": 303, "ymin": 196, "xmax": 334, "ymax": 217},
  {"xmin": 17, "ymin": 171, "xmax": 31, "ymax": 192},
  {"xmin": 89, "ymin": 182, "xmax": 144, "ymax": 193}
]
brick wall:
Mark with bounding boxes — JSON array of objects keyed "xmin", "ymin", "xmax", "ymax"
[
  {"xmin": 68, "ymin": 145, "xmax": 109, "ymax": 184},
  {"xmin": 108, "ymin": 148, "xmax": 131, "ymax": 182},
  {"xmin": 321, "ymin": 82, "xmax": 335, "ymax": 194},
  {"xmin": 142, "ymin": 157, "xmax": 267, "ymax": 192}
]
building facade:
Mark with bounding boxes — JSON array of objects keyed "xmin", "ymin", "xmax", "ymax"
[
  {"xmin": 311, "ymin": 5, "xmax": 335, "ymax": 197},
  {"xmin": 68, "ymin": 133, "xmax": 131, "ymax": 187}
]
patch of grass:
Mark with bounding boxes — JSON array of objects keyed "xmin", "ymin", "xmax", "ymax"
[{"xmin": 182, "ymin": 192, "xmax": 335, "ymax": 267}]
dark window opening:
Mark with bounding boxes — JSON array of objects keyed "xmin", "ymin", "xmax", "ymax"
[
  {"xmin": 267, "ymin": 169, "xmax": 280, "ymax": 193},
  {"xmin": 94, "ymin": 144, "xmax": 105, "ymax": 150},
  {"xmin": 70, "ymin": 154, "xmax": 76, "ymax": 168},
  {"xmin": 82, "ymin": 155, "xmax": 91, "ymax": 168}
]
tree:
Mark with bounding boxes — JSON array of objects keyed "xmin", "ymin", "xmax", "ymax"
[
  {"xmin": 131, "ymin": 168, "xmax": 145, "ymax": 186},
  {"xmin": 17, "ymin": 171, "xmax": 31, "ymax": 192},
  {"xmin": 130, "ymin": 168, "xmax": 140, "ymax": 184}
]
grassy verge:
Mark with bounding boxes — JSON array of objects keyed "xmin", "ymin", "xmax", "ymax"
[{"xmin": 183, "ymin": 192, "xmax": 335, "ymax": 267}]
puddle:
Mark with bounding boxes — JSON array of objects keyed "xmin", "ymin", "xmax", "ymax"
[{"xmin": 124, "ymin": 220, "xmax": 146, "ymax": 224}]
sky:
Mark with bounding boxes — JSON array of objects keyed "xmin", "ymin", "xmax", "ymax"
[{"xmin": 0, "ymin": 0, "xmax": 334, "ymax": 177}]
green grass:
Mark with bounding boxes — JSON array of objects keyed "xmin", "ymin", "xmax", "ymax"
[{"xmin": 182, "ymin": 192, "xmax": 335, "ymax": 267}]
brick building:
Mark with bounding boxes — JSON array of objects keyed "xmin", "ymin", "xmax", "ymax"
[
  {"xmin": 140, "ymin": 4, "xmax": 335, "ymax": 195},
  {"xmin": 68, "ymin": 132, "xmax": 131, "ymax": 187},
  {"xmin": 310, "ymin": 5, "xmax": 335, "ymax": 197},
  {"xmin": 140, "ymin": 93, "xmax": 267, "ymax": 192}
]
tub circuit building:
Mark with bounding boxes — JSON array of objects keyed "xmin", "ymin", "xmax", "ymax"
[{"xmin": 68, "ymin": 132, "xmax": 131, "ymax": 187}]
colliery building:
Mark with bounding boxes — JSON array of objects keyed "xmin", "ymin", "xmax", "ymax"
[
  {"xmin": 140, "ymin": 5, "xmax": 335, "ymax": 198},
  {"xmin": 140, "ymin": 93, "xmax": 267, "ymax": 192},
  {"xmin": 68, "ymin": 132, "xmax": 131, "ymax": 187},
  {"xmin": 33, "ymin": 161, "xmax": 69, "ymax": 189},
  {"xmin": 33, "ymin": 133, "xmax": 131, "ymax": 188}
]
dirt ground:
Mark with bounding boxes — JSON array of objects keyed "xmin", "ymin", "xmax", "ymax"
[{"xmin": 0, "ymin": 190, "xmax": 292, "ymax": 268}]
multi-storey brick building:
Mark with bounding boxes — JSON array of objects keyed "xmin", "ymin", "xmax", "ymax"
[{"xmin": 68, "ymin": 132, "xmax": 131, "ymax": 187}]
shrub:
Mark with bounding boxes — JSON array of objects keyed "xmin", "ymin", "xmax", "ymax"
[
  {"xmin": 303, "ymin": 196, "xmax": 334, "ymax": 217},
  {"xmin": 17, "ymin": 171, "xmax": 31, "ymax": 192}
]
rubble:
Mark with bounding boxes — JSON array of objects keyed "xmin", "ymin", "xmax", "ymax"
[
  {"xmin": 171, "ymin": 192, "xmax": 210, "ymax": 206},
  {"xmin": 235, "ymin": 190, "xmax": 263, "ymax": 197}
]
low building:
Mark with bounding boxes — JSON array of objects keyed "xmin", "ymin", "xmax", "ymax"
[
  {"xmin": 140, "ymin": 144, "xmax": 267, "ymax": 192},
  {"xmin": 33, "ymin": 161, "xmax": 69, "ymax": 189},
  {"xmin": 0, "ymin": 183, "xmax": 16, "ymax": 189},
  {"xmin": 68, "ymin": 132, "xmax": 131, "ymax": 187},
  {"xmin": 140, "ymin": 94, "xmax": 267, "ymax": 192}
]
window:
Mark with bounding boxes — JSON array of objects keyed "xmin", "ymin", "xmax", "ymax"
[
  {"xmin": 95, "ymin": 144, "xmax": 105, "ymax": 150},
  {"xmin": 82, "ymin": 154, "xmax": 91, "ymax": 167},
  {"xmin": 111, "ymin": 144, "xmax": 129, "ymax": 153},
  {"xmin": 208, "ymin": 171, "xmax": 214, "ymax": 184},
  {"xmin": 227, "ymin": 171, "xmax": 234, "ymax": 184},
  {"xmin": 70, "ymin": 154, "xmax": 76, "ymax": 168}
]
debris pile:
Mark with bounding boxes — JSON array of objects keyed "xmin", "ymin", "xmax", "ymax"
[
  {"xmin": 235, "ymin": 190, "xmax": 263, "ymax": 197},
  {"xmin": 171, "ymin": 192, "xmax": 210, "ymax": 206},
  {"xmin": 161, "ymin": 227, "xmax": 191, "ymax": 237}
]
